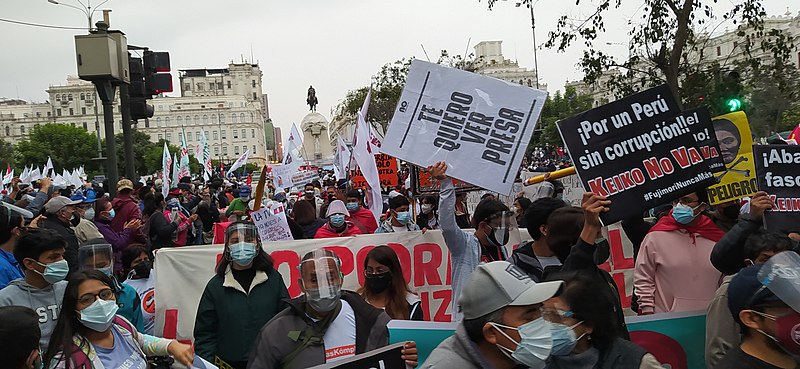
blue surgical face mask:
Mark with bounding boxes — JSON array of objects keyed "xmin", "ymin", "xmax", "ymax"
[
  {"xmin": 107, "ymin": 209, "xmax": 116, "ymax": 220},
  {"xmin": 672, "ymin": 203, "xmax": 699, "ymax": 224},
  {"xmin": 229, "ymin": 242, "xmax": 257, "ymax": 266},
  {"xmin": 345, "ymin": 202, "xmax": 359, "ymax": 212},
  {"xmin": 547, "ymin": 320, "xmax": 585, "ymax": 356},
  {"xmin": 78, "ymin": 298, "xmax": 119, "ymax": 332},
  {"xmin": 98, "ymin": 267, "xmax": 114, "ymax": 279},
  {"xmin": 32, "ymin": 259, "xmax": 69, "ymax": 284},
  {"xmin": 491, "ymin": 318, "xmax": 552, "ymax": 369},
  {"xmin": 330, "ymin": 214, "xmax": 346, "ymax": 228},
  {"xmin": 83, "ymin": 208, "xmax": 95, "ymax": 220},
  {"xmin": 395, "ymin": 211, "xmax": 411, "ymax": 225}
]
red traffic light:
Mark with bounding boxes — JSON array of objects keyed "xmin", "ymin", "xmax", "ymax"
[
  {"xmin": 144, "ymin": 51, "xmax": 171, "ymax": 73},
  {"xmin": 146, "ymin": 74, "xmax": 173, "ymax": 94}
]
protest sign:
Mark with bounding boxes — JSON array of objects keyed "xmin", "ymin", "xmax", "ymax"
[
  {"xmin": 556, "ymin": 85, "xmax": 725, "ymax": 224},
  {"xmin": 381, "ymin": 59, "xmax": 547, "ymax": 195},
  {"xmin": 411, "ymin": 165, "xmax": 480, "ymax": 194},
  {"xmin": 306, "ymin": 343, "xmax": 406, "ymax": 369},
  {"xmin": 352, "ymin": 153, "xmax": 399, "ymax": 188},
  {"xmin": 269, "ymin": 164, "xmax": 295, "ymax": 188},
  {"xmin": 753, "ymin": 145, "xmax": 800, "ymax": 234},
  {"xmin": 519, "ymin": 171, "xmax": 585, "ymax": 206},
  {"xmin": 154, "ymin": 226, "xmax": 637, "ymax": 343},
  {"xmin": 292, "ymin": 170, "xmax": 320, "ymax": 187},
  {"xmin": 706, "ymin": 111, "xmax": 758, "ymax": 205},
  {"xmin": 251, "ymin": 204, "xmax": 293, "ymax": 242}
]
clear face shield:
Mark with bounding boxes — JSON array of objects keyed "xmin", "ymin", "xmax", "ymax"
[
  {"xmin": 78, "ymin": 243, "xmax": 114, "ymax": 277},
  {"xmin": 758, "ymin": 251, "xmax": 800, "ymax": 313},
  {"xmin": 534, "ymin": 181, "xmax": 556, "ymax": 200},
  {"xmin": 485, "ymin": 210, "xmax": 519, "ymax": 247},
  {"xmin": 299, "ymin": 249, "xmax": 343, "ymax": 313}
]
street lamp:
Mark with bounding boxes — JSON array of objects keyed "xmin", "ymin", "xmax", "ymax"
[
  {"xmin": 507, "ymin": 0, "xmax": 540, "ymax": 89},
  {"xmin": 47, "ymin": 0, "xmax": 111, "ymax": 31}
]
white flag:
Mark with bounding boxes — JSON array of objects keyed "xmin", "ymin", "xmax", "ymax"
[
  {"xmin": 20, "ymin": 166, "xmax": 30, "ymax": 184},
  {"xmin": 227, "ymin": 149, "xmax": 250, "ymax": 177},
  {"xmin": 161, "ymin": 143, "xmax": 171, "ymax": 198},
  {"xmin": 352, "ymin": 89, "xmax": 382, "ymax": 222},
  {"xmin": 44, "ymin": 157, "xmax": 54, "ymax": 178},
  {"xmin": 283, "ymin": 123, "xmax": 304, "ymax": 173},
  {"xmin": 29, "ymin": 167, "xmax": 42, "ymax": 182},
  {"xmin": 171, "ymin": 154, "xmax": 179, "ymax": 187},
  {"xmin": 2, "ymin": 169, "xmax": 14, "ymax": 186},
  {"xmin": 334, "ymin": 136, "xmax": 351, "ymax": 180}
]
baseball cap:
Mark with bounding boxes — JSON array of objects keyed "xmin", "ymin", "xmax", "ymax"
[
  {"xmin": 460, "ymin": 261, "xmax": 563, "ymax": 320},
  {"xmin": 117, "ymin": 179, "xmax": 134, "ymax": 192},
  {"xmin": 326, "ymin": 200, "xmax": 348, "ymax": 217},
  {"xmin": 44, "ymin": 196, "xmax": 82, "ymax": 214},
  {"xmin": 727, "ymin": 264, "xmax": 781, "ymax": 324}
]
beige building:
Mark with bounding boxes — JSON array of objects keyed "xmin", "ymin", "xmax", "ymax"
[{"xmin": 473, "ymin": 41, "xmax": 547, "ymax": 92}]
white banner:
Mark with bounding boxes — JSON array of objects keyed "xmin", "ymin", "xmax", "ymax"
[
  {"xmin": 381, "ymin": 60, "xmax": 547, "ymax": 195},
  {"xmin": 519, "ymin": 171, "xmax": 586, "ymax": 207},
  {"xmin": 154, "ymin": 226, "xmax": 635, "ymax": 343},
  {"xmin": 251, "ymin": 204, "xmax": 293, "ymax": 242}
]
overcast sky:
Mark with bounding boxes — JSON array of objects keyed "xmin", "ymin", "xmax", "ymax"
[{"xmin": 2, "ymin": 0, "xmax": 797, "ymax": 141}]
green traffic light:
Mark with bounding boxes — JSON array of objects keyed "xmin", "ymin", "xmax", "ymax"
[{"xmin": 726, "ymin": 98, "xmax": 742, "ymax": 112}]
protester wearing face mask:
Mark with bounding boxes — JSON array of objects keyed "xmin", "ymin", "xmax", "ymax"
[
  {"xmin": 121, "ymin": 245, "xmax": 157, "ymax": 335},
  {"xmin": 357, "ymin": 246, "xmax": 423, "ymax": 320},
  {"xmin": 344, "ymin": 189, "xmax": 379, "ymax": 234},
  {"xmin": 194, "ymin": 222, "xmax": 289, "ymax": 369},
  {"xmin": 542, "ymin": 271, "xmax": 662, "ymax": 369},
  {"xmin": 0, "ymin": 205, "xmax": 26, "ymax": 290},
  {"xmin": 719, "ymin": 253, "xmax": 800, "ymax": 369},
  {"xmin": 634, "ymin": 190, "xmax": 725, "ymax": 315},
  {"xmin": 375, "ymin": 195, "xmax": 420, "ymax": 233},
  {"xmin": 416, "ymin": 195, "xmax": 439, "ymax": 231},
  {"xmin": 292, "ymin": 199, "xmax": 326, "ymax": 239},
  {"xmin": 423, "ymin": 261, "xmax": 563, "ymax": 369},
  {"xmin": 226, "ymin": 185, "xmax": 252, "ymax": 221},
  {"xmin": 39, "ymin": 196, "xmax": 83, "ymax": 272},
  {"xmin": 0, "ymin": 306, "xmax": 43, "ymax": 369},
  {"xmin": 79, "ymin": 242, "xmax": 145, "ymax": 332},
  {"xmin": 706, "ymin": 230, "xmax": 794, "ymax": 369},
  {"xmin": 43, "ymin": 270, "xmax": 194, "ymax": 368},
  {"xmin": 0, "ymin": 229, "xmax": 69, "ymax": 353},
  {"xmin": 163, "ymin": 197, "xmax": 198, "ymax": 246},
  {"xmin": 511, "ymin": 198, "xmax": 568, "ymax": 280},
  {"xmin": 92, "ymin": 197, "xmax": 141, "ymax": 276},
  {"xmin": 303, "ymin": 183, "xmax": 324, "ymax": 218},
  {"xmin": 69, "ymin": 193, "xmax": 104, "ymax": 245},
  {"xmin": 315, "ymin": 200, "xmax": 362, "ymax": 239},
  {"xmin": 429, "ymin": 161, "xmax": 520, "ymax": 321},
  {"xmin": 248, "ymin": 249, "xmax": 418, "ymax": 369}
]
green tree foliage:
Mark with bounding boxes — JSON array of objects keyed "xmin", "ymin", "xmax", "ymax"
[
  {"xmin": 14, "ymin": 123, "xmax": 99, "ymax": 173},
  {"xmin": 536, "ymin": 86, "xmax": 595, "ymax": 146},
  {"xmin": 0, "ymin": 139, "xmax": 13, "ymax": 170},
  {"xmin": 334, "ymin": 59, "xmax": 412, "ymax": 133}
]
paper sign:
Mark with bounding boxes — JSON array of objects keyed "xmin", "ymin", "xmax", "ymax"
[
  {"xmin": 352, "ymin": 153, "xmax": 399, "ymax": 188},
  {"xmin": 706, "ymin": 111, "xmax": 758, "ymax": 205},
  {"xmin": 411, "ymin": 166, "xmax": 480, "ymax": 194},
  {"xmin": 753, "ymin": 145, "xmax": 800, "ymax": 234},
  {"xmin": 251, "ymin": 204, "xmax": 294, "ymax": 242},
  {"xmin": 291, "ymin": 170, "xmax": 320, "ymax": 187},
  {"xmin": 381, "ymin": 59, "xmax": 547, "ymax": 195},
  {"xmin": 192, "ymin": 355, "xmax": 219, "ymax": 369},
  {"xmin": 269, "ymin": 164, "xmax": 296, "ymax": 189},
  {"xmin": 556, "ymin": 85, "xmax": 725, "ymax": 224},
  {"xmin": 306, "ymin": 343, "xmax": 406, "ymax": 369}
]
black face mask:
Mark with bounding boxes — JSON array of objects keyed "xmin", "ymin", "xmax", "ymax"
[
  {"xmin": 364, "ymin": 272, "xmax": 392, "ymax": 294},
  {"xmin": 133, "ymin": 260, "xmax": 152, "ymax": 279},
  {"xmin": 721, "ymin": 205, "xmax": 741, "ymax": 220},
  {"xmin": 70, "ymin": 212, "xmax": 81, "ymax": 227}
]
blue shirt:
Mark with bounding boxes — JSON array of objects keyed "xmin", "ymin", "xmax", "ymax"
[
  {"xmin": 94, "ymin": 324, "xmax": 147, "ymax": 369},
  {"xmin": 0, "ymin": 249, "xmax": 23, "ymax": 290}
]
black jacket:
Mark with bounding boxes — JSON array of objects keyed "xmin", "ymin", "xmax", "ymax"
[
  {"xmin": 146, "ymin": 211, "xmax": 178, "ymax": 250},
  {"xmin": 39, "ymin": 216, "xmax": 80, "ymax": 273},
  {"xmin": 711, "ymin": 214, "xmax": 800, "ymax": 275}
]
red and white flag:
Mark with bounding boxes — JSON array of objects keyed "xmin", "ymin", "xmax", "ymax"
[{"xmin": 352, "ymin": 89, "xmax": 382, "ymax": 222}]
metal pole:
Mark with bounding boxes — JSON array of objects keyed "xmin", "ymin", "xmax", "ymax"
[
  {"xmin": 529, "ymin": 2, "xmax": 539, "ymax": 89},
  {"xmin": 119, "ymin": 83, "xmax": 136, "ymax": 179},
  {"xmin": 93, "ymin": 91, "xmax": 104, "ymax": 173},
  {"xmin": 94, "ymin": 80, "xmax": 118, "ymax": 197}
]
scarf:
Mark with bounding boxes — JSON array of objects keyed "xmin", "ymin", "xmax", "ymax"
[{"xmin": 649, "ymin": 209, "xmax": 725, "ymax": 242}]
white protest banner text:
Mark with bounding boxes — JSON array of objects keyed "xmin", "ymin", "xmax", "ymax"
[{"xmin": 251, "ymin": 204, "xmax": 294, "ymax": 242}]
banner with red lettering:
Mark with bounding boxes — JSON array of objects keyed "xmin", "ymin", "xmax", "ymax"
[{"xmin": 154, "ymin": 226, "xmax": 636, "ymax": 343}]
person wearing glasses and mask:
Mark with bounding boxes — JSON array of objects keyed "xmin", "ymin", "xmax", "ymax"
[
  {"xmin": 0, "ymin": 229, "xmax": 69, "ymax": 353},
  {"xmin": 358, "ymin": 246, "xmax": 423, "ymax": 320},
  {"xmin": 43, "ymin": 270, "xmax": 194, "ymax": 369},
  {"xmin": 375, "ymin": 194, "xmax": 420, "ymax": 233},
  {"xmin": 428, "ymin": 161, "xmax": 517, "ymax": 321},
  {"xmin": 194, "ymin": 221, "xmax": 289, "ymax": 369},
  {"xmin": 634, "ymin": 190, "xmax": 726, "ymax": 315},
  {"xmin": 248, "ymin": 249, "xmax": 417, "ymax": 369}
]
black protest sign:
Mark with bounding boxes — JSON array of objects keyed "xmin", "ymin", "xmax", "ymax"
[
  {"xmin": 306, "ymin": 343, "xmax": 406, "ymax": 369},
  {"xmin": 753, "ymin": 145, "xmax": 800, "ymax": 234},
  {"xmin": 556, "ymin": 85, "xmax": 725, "ymax": 224}
]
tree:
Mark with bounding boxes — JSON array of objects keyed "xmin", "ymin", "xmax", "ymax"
[
  {"xmin": 333, "ymin": 59, "xmax": 412, "ymax": 133},
  {"xmin": 535, "ymin": 86, "xmax": 595, "ymax": 146},
  {"xmin": 0, "ymin": 139, "xmax": 13, "ymax": 170},
  {"xmin": 14, "ymin": 123, "xmax": 99, "ymax": 173},
  {"xmin": 108, "ymin": 130, "xmax": 201, "ymax": 178}
]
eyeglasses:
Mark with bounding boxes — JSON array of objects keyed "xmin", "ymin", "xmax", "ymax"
[
  {"xmin": 77, "ymin": 288, "xmax": 115, "ymax": 306},
  {"xmin": 365, "ymin": 267, "xmax": 390, "ymax": 275},
  {"xmin": 540, "ymin": 307, "xmax": 575, "ymax": 323}
]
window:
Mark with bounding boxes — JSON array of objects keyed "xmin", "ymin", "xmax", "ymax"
[
  {"xmin": 204, "ymin": 130, "xmax": 209, "ymax": 138},
  {"xmin": 251, "ymin": 129, "xmax": 255, "ymax": 138},
  {"xmin": 234, "ymin": 146, "xmax": 240, "ymax": 155},
  {"xmin": 68, "ymin": 94, "xmax": 73, "ymax": 101},
  {"xmin": 187, "ymin": 132, "xmax": 193, "ymax": 141},
  {"xmin": 217, "ymin": 82, "xmax": 223, "ymax": 90},
  {"xmin": 4, "ymin": 126, "xmax": 9, "ymax": 136},
  {"xmin": 165, "ymin": 117, "xmax": 171, "ymax": 126},
  {"xmin": 222, "ymin": 146, "xmax": 228, "ymax": 155},
  {"xmin": 177, "ymin": 116, "xmax": 183, "ymax": 126},
  {"xmin": 219, "ymin": 114, "xmax": 225, "ymax": 124},
  {"xmin": 158, "ymin": 133, "xmax": 163, "ymax": 140},
  {"xmin": 241, "ymin": 130, "xmax": 246, "ymax": 139},
  {"xmin": 197, "ymin": 83, "xmax": 204, "ymax": 91},
  {"xmin": 716, "ymin": 46, "xmax": 721, "ymax": 56},
  {"xmin": 158, "ymin": 105, "xmax": 163, "ymax": 111},
  {"xmin": 184, "ymin": 83, "xmax": 191, "ymax": 91},
  {"xmin": 213, "ymin": 131, "xmax": 218, "ymax": 140},
  {"xmin": 211, "ymin": 114, "xmax": 217, "ymax": 124},
  {"xmin": 209, "ymin": 83, "xmax": 214, "ymax": 90},
  {"xmin": 81, "ymin": 107, "xmax": 86, "ymax": 115},
  {"xmin": 249, "ymin": 112, "xmax": 254, "ymax": 122},
  {"xmin": 57, "ymin": 109, "xmax": 62, "ymax": 116},
  {"xmin": 47, "ymin": 112, "xmax": 51, "ymax": 117},
  {"xmin": 36, "ymin": 112, "xmax": 41, "ymax": 117},
  {"xmin": 221, "ymin": 130, "xmax": 227, "ymax": 139},
  {"xmin": 80, "ymin": 93, "xmax": 85, "ymax": 100},
  {"xmin": 232, "ymin": 114, "xmax": 238, "ymax": 123},
  {"xmin": 71, "ymin": 122, "xmax": 76, "ymax": 127},
  {"xmin": 252, "ymin": 145, "xmax": 256, "ymax": 153},
  {"xmin": 194, "ymin": 115, "xmax": 200, "ymax": 125},
  {"xmin": 62, "ymin": 94, "xmax": 67, "ymax": 101},
  {"xmin": 227, "ymin": 81, "xmax": 232, "ymax": 89},
  {"xmin": 178, "ymin": 132, "xmax": 183, "ymax": 142},
  {"xmin": 203, "ymin": 115, "xmax": 208, "ymax": 124},
  {"xmin": 214, "ymin": 147, "xmax": 219, "ymax": 155},
  {"xmin": 82, "ymin": 122, "xmax": 87, "ymax": 130},
  {"xmin": 156, "ymin": 117, "xmax": 162, "ymax": 127},
  {"xmin": 166, "ymin": 133, "xmax": 172, "ymax": 142},
  {"xmin": 56, "ymin": 95, "xmax": 61, "ymax": 101},
  {"xmin": 20, "ymin": 125, "xmax": 26, "ymax": 134},
  {"xmin": 253, "ymin": 92, "xmax": 257, "ymax": 100},
  {"xmin": 144, "ymin": 120, "xmax": 149, "ymax": 128},
  {"xmin": 185, "ymin": 116, "xmax": 191, "ymax": 125},
  {"xmin": 69, "ymin": 108, "xmax": 74, "ymax": 115},
  {"xmin": 240, "ymin": 113, "xmax": 245, "ymax": 123},
  {"xmin": 233, "ymin": 129, "xmax": 238, "ymax": 138},
  {"xmin": 252, "ymin": 80, "xmax": 256, "ymax": 88}
]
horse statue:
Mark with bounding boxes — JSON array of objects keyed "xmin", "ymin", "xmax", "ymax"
[{"xmin": 307, "ymin": 85, "xmax": 318, "ymax": 112}]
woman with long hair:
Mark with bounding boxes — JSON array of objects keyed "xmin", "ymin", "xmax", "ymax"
[
  {"xmin": 92, "ymin": 197, "xmax": 140, "ymax": 277},
  {"xmin": 292, "ymin": 199, "xmax": 326, "ymax": 239},
  {"xmin": 43, "ymin": 270, "xmax": 193, "ymax": 368},
  {"xmin": 141, "ymin": 193, "xmax": 178, "ymax": 250},
  {"xmin": 357, "ymin": 246, "xmax": 423, "ymax": 320},
  {"xmin": 193, "ymin": 221, "xmax": 289, "ymax": 369}
]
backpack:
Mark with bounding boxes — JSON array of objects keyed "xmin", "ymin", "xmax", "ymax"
[{"xmin": 69, "ymin": 316, "xmax": 137, "ymax": 368}]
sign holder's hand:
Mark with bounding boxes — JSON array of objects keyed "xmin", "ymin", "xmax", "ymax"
[
  {"xmin": 580, "ymin": 192, "xmax": 610, "ymax": 244},
  {"xmin": 427, "ymin": 161, "xmax": 448, "ymax": 181},
  {"xmin": 749, "ymin": 191, "xmax": 774, "ymax": 220},
  {"xmin": 401, "ymin": 341, "xmax": 418, "ymax": 368}
]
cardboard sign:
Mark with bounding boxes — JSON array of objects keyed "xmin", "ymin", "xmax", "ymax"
[
  {"xmin": 753, "ymin": 145, "xmax": 800, "ymax": 234},
  {"xmin": 251, "ymin": 204, "xmax": 294, "ymax": 242},
  {"xmin": 381, "ymin": 59, "xmax": 547, "ymax": 195},
  {"xmin": 306, "ymin": 343, "xmax": 406, "ymax": 369},
  {"xmin": 352, "ymin": 153, "xmax": 399, "ymax": 188},
  {"xmin": 292, "ymin": 170, "xmax": 320, "ymax": 187},
  {"xmin": 706, "ymin": 111, "xmax": 758, "ymax": 205},
  {"xmin": 411, "ymin": 166, "xmax": 480, "ymax": 194},
  {"xmin": 556, "ymin": 85, "xmax": 725, "ymax": 224}
]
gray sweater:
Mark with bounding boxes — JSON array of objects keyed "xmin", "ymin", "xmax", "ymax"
[
  {"xmin": 421, "ymin": 323, "xmax": 498, "ymax": 369},
  {"xmin": 0, "ymin": 278, "xmax": 67, "ymax": 352}
]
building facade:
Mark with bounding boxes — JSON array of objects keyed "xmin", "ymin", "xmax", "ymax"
[{"xmin": 473, "ymin": 41, "xmax": 548, "ymax": 92}]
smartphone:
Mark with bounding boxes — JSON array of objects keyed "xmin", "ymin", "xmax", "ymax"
[{"xmin": 171, "ymin": 207, "xmax": 179, "ymax": 222}]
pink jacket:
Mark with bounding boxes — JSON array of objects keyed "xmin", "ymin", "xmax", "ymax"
[{"xmin": 634, "ymin": 229, "xmax": 722, "ymax": 314}]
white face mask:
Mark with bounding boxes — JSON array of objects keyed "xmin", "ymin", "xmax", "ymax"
[
  {"xmin": 421, "ymin": 204, "xmax": 434, "ymax": 214},
  {"xmin": 491, "ymin": 318, "xmax": 553, "ymax": 369}
]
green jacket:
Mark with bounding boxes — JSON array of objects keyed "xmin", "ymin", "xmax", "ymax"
[
  {"xmin": 194, "ymin": 266, "xmax": 289, "ymax": 365},
  {"xmin": 225, "ymin": 198, "xmax": 248, "ymax": 217}
]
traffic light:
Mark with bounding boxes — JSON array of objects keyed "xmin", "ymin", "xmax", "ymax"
[
  {"xmin": 143, "ymin": 51, "xmax": 172, "ymax": 95},
  {"xmin": 720, "ymin": 69, "xmax": 743, "ymax": 112},
  {"xmin": 128, "ymin": 56, "xmax": 154, "ymax": 120},
  {"xmin": 725, "ymin": 97, "xmax": 743, "ymax": 112}
]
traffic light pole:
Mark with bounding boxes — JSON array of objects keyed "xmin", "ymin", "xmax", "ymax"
[
  {"xmin": 94, "ymin": 80, "xmax": 119, "ymax": 198},
  {"xmin": 119, "ymin": 83, "xmax": 136, "ymax": 180}
]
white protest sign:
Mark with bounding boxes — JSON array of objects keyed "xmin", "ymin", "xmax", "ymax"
[
  {"xmin": 291, "ymin": 170, "xmax": 320, "ymax": 187},
  {"xmin": 250, "ymin": 204, "xmax": 293, "ymax": 242},
  {"xmin": 269, "ymin": 164, "xmax": 295, "ymax": 189},
  {"xmin": 381, "ymin": 59, "xmax": 547, "ymax": 195}
]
